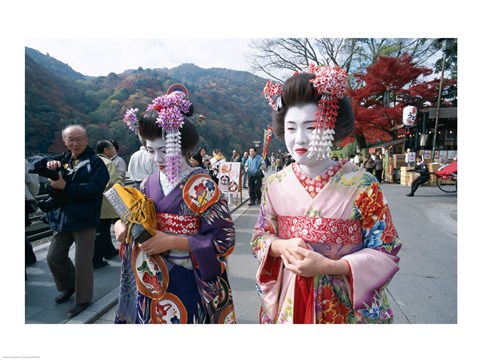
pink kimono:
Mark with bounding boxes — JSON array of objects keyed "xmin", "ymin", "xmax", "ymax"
[{"xmin": 251, "ymin": 161, "xmax": 401, "ymax": 324}]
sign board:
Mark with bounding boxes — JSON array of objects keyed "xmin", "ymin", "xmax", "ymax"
[{"xmin": 217, "ymin": 162, "xmax": 241, "ymax": 194}]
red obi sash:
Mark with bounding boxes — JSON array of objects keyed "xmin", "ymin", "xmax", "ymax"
[
  {"xmin": 278, "ymin": 216, "xmax": 363, "ymax": 324},
  {"xmin": 278, "ymin": 216, "xmax": 363, "ymax": 260},
  {"xmin": 157, "ymin": 213, "xmax": 201, "ymax": 235}
]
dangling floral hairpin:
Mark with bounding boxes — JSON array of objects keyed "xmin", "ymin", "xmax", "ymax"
[
  {"xmin": 123, "ymin": 108, "xmax": 139, "ymax": 132},
  {"xmin": 306, "ymin": 64, "xmax": 348, "ymax": 160},
  {"xmin": 123, "ymin": 84, "xmax": 192, "ymax": 184},
  {"xmin": 263, "ymin": 80, "xmax": 283, "ymax": 111}
]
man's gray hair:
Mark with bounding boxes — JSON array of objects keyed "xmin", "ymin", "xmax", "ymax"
[{"xmin": 62, "ymin": 125, "xmax": 87, "ymax": 139}]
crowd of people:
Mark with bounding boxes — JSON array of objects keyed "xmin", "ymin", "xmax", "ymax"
[{"xmin": 26, "ymin": 67, "xmax": 404, "ymax": 324}]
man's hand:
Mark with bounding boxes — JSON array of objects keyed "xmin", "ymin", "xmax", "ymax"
[{"xmin": 49, "ymin": 173, "xmax": 66, "ymax": 190}]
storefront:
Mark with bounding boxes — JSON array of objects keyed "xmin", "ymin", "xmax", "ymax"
[{"xmin": 368, "ymin": 107, "xmax": 457, "ymax": 183}]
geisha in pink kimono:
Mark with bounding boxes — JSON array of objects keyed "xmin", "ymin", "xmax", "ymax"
[
  {"xmin": 114, "ymin": 88, "xmax": 236, "ymax": 324},
  {"xmin": 252, "ymin": 67, "xmax": 401, "ymax": 324}
]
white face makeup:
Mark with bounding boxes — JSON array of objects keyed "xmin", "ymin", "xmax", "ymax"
[
  {"xmin": 145, "ymin": 138, "xmax": 168, "ymax": 172},
  {"xmin": 284, "ymin": 103, "xmax": 320, "ymax": 166}
]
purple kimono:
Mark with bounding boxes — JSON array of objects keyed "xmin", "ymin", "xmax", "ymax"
[{"xmin": 115, "ymin": 167, "xmax": 236, "ymax": 324}]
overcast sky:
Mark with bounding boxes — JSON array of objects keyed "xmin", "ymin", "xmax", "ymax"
[{"xmin": 25, "ymin": 38, "xmax": 257, "ymax": 77}]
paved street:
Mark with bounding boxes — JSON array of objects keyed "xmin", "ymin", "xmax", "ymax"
[{"xmin": 381, "ymin": 182, "xmax": 457, "ymax": 324}]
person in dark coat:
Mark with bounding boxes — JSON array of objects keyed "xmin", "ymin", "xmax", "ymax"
[
  {"xmin": 406, "ymin": 155, "xmax": 430, "ymax": 196},
  {"xmin": 30, "ymin": 125, "xmax": 109, "ymax": 318},
  {"xmin": 373, "ymin": 152, "xmax": 384, "ymax": 182},
  {"xmin": 363, "ymin": 155, "xmax": 374, "ymax": 174}
]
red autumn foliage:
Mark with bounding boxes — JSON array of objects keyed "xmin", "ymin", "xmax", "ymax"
[{"xmin": 347, "ymin": 53, "xmax": 449, "ymax": 145}]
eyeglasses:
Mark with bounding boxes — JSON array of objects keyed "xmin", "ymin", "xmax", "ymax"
[{"xmin": 64, "ymin": 137, "xmax": 87, "ymax": 144}]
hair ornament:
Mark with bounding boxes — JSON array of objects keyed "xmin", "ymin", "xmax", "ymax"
[
  {"xmin": 123, "ymin": 108, "xmax": 139, "ymax": 132},
  {"xmin": 263, "ymin": 80, "xmax": 283, "ymax": 111},
  {"xmin": 123, "ymin": 85, "xmax": 192, "ymax": 184},
  {"xmin": 306, "ymin": 64, "xmax": 348, "ymax": 160},
  {"xmin": 167, "ymin": 83, "xmax": 189, "ymax": 98}
]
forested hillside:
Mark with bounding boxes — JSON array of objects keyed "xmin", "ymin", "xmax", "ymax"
[{"xmin": 25, "ymin": 47, "xmax": 279, "ymax": 162}]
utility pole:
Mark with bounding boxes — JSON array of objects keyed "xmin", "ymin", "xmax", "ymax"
[{"xmin": 432, "ymin": 39, "xmax": 449, "ymax": 162}]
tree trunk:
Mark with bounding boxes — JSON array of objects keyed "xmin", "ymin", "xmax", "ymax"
[{"xmin": 355, "ymin": 134, "xmax": 367, "ymax": 151}]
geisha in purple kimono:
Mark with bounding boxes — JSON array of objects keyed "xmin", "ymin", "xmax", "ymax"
[
  {"xmin": 114, "ymin": 88, "xmax": 236, "ymax": 324},
  {"xmin": 252, "ymin": 67, "xmax": 401, "ymax": 324}
]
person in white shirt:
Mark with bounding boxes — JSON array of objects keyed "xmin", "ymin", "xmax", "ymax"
[
  {"xmin": 353, "ymin": 152, "xmax": 360, "ymax": 166},
  {"xmin": 128, "ymin": 145, "xmax": 156, "ymax": 189}
]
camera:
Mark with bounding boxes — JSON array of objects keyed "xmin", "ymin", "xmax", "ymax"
[
  {"xmin": 37, "ymin": 167, "xmax": 61, "ymax": 181},
  {"xmin": 36, "ymin": 166, "xmax": 67, "ymax": 212}
]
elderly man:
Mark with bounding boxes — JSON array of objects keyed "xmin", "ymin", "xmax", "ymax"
[{"xmin": 30, "ymin": 125, "xmax": 109, "ymax": 318}]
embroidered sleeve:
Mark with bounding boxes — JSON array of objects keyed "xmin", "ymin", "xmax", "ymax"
[
  {"xmin": 182, "ymin": 173, "xmax": 221, "ymax": 214},
  {"xmin": 251, "ymin": 175, "xmax": 282, "ymax": 267},
  {"xmin": 186, "ymin": 182, "xmax": 235, "ymax": 281},
  {"xmin": 250, "ymin": 180, "xmax": 284, "ymax": 321},
  {"xmin": 342, "ymin": 180, "xmax": 402, "ymax": 312}
]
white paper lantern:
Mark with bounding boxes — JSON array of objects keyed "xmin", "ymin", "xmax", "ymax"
[{"xmin": 403, "ymin": 105, "xmax": 417, "ymax": 126}]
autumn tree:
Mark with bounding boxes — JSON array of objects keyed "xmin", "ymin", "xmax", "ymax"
[{"xmin": 348, "ymin": 53, "xmax": 450, "ymax": 150}]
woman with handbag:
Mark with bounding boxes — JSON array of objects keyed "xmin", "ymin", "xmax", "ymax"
[{"xmin": 114, "ymin": 86, "xmax": 236, "ymax": 324}]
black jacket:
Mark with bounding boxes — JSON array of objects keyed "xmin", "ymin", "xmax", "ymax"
[
  {"xmin": 413, "ymin": 161, "xmax": 430, "ymax": 178},
  {"xmin": 30, "ymin": 147, "xmax": 109, "ymax": 232}
]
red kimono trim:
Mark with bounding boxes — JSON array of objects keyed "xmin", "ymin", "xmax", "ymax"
[{"xmin": 292, "ymin": 160, "xmax": 347, "ymax": 198}]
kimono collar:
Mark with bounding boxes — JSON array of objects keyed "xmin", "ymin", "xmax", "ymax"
[{"xmin": 292, "ymin": 160, "xmax": 347, "ymax": 198}]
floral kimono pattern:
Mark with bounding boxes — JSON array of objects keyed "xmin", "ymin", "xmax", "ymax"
[
  {"xmin": 116, "ymin": 167, "xmax": 236, "ymax": 324},
  {"xmin": 251, "ymin": 161, "xmax": 401, "ymax": 324}
]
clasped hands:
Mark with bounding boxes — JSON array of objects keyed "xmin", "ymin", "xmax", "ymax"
[
  {"xmin": 114, "ymin": 220, "xmax": 188, "ymax": 255},
  {"xmin": 270, "ymin": 237, "xmax": 349, "ymax": 277}
]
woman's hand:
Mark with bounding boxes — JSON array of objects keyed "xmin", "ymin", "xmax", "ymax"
[
  {"xmin": 114, "ymin": 220, "xmax": 127, "ymax": 243},
  {"xmin": 139, "ymin": 231, "xmax": 190, "ymax": 256},
  {"xmin": 281, "ymin": 246, "xmax": 349, "ymax": 277},
  {"xmin": 269, "ymin": 237, "xmax": 307, "ymax": 258}
]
